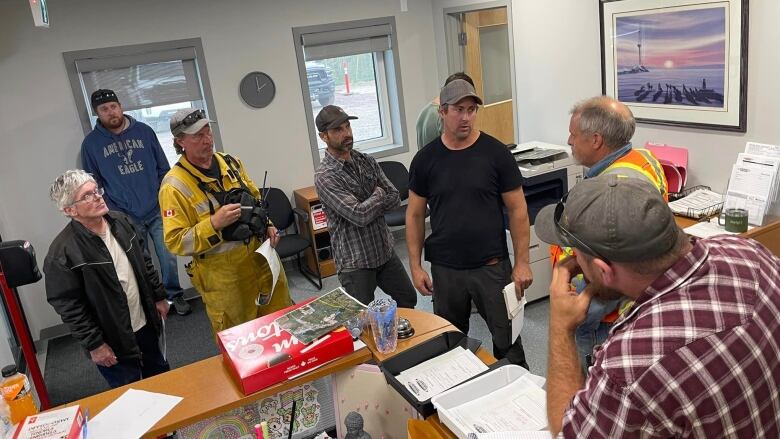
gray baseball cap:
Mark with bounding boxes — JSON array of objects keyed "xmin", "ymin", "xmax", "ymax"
[
  {"xmin": 316, "ymin": 105, "xmax": 358, "ymax": 132},
  {"xmin": 535, "ymin": 174, "xmax": 680, "ymax": 262},
  {"xmin": 169, "ymin": 108, "xmax": 213, "ymax": 136},
  {"xmin": 440, "ymin": 79, "xmax": 483, "ymax": 106}
]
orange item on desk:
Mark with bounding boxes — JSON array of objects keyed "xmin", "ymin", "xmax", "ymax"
[{"xmin": 1, "ymin": 365, "xmax": 38, "ymax": 424}]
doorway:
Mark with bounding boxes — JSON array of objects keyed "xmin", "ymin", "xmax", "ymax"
[{"xmin": 444, "ymin": 4, "xmax": 516, "ymax": 145}]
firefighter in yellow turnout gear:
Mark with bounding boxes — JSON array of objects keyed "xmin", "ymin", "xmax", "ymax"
[{"xmin": 160, "ymin": 109, "xmax": 291, "ymax": 333}]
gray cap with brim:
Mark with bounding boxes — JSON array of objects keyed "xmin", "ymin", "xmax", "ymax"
[
  {"xmin": 440, "ymin": 79, "xmax": 483, "ymax": 106},
  {"xmin": 535, "ymin": 174, "xmax": 680, "ymax": 262},
  {"xmin": 169, "ymin": 108, "xmax": 214, "ymax": 136}
]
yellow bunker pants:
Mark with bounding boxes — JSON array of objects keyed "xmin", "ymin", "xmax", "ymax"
[{"xmin": 188, "ymin": 244, "xmax": 292, "ymax": 333}]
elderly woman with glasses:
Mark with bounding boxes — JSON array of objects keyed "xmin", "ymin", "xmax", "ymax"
[
  {"xmin": 43, "ymin": 169, "xmax": 171, "ymax": 388},
  {"xmin": 159, "ymin": 108, "xmax": 291, "ymax": 333}
]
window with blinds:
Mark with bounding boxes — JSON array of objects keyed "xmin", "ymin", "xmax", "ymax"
[
  {"xmin": 293, "ymin": 17, "xmax": 408, "ymax": 165},
  {"xmin": 64, "ymin": 39, "xmax": 220, "ymax": 167}
]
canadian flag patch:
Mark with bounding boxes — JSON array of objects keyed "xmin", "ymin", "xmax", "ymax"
[{"xmin": 163, "ymin": 209, "xmax": 176, "ymax": 218}]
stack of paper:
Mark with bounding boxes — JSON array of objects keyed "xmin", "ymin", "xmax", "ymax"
[
  {"xmin": 724, "ymin": 142, "xmax": 780, "ymax": 225},
  {"xmin": 448, "ymin": 375, "xmax": 548, "ymax": 433},
  {"xmin": 668, "ymin": 188, "xmax": 723, "ymax": 218},
  {"xmin": 396, "ymin": 347, "xmax": 488, "ymax": 401}
]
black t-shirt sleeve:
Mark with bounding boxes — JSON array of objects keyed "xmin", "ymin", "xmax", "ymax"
[
  {"xmin": 495, "ymin": 144, "xmax": 524, "ymax": 192},
  {"xmin": 408, "ymin": 149, "xmax": 429, "ymax": 198}
]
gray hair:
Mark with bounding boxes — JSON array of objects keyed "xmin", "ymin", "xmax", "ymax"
[
  {"xmin": 49, "ymin": 170, "xmax": 95, "ymax": 210},
  {"xmin": 570, "ymin": 96, "xmax": 635, "ymax": 150},
  {"xmin": 173, "ymin": 135, "xmax": 184, "ymax": 155}
]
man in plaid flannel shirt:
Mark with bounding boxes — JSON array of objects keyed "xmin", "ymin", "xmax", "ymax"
[{"xmin": 536, "ymin": 174, "xmax": 780, "ymax": 438}]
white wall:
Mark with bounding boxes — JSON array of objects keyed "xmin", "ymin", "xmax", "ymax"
[
  {"xmin": 0, "ymin": 0, "xmax": 437, "ymax": 338},
  {"xmin": 432, "ymin": 0, "xmax": 780, "ymax": 196}
]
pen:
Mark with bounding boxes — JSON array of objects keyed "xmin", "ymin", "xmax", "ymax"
[
  {"xmin": 254, "ymin": 423, "xmax": 263, "ymax": 439},
  {"xmin": 288, "ymin": 400, "xmax": 296, "ymax": 439},
  {"xmin": 82, "ymin": 408, "xmax": 89, "ymax": 439}
]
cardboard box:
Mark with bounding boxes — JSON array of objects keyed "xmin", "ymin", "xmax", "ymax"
[
  {"xmin": 217, "ymin": 300, "xmax": 355, "ymax": 395},
  {"xmin": 12, "ymin": 405, "xmax": 83, "ymax": 439}
]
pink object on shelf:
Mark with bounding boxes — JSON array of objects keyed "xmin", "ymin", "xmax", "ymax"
[{"xmin": 644, "ymin": 142, "xmax": 689, "ymax": 191}]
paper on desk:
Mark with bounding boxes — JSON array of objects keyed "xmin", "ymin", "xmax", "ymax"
[
  {"xmin": 87, "ymin": 389, "xmax": 182, "ymax": 439},
  {"xmin": 397, "ymin": 346, "xmax": 488, "ymax": 401},
  {"xmin": 667, "ymin": 189, "xmax": 723, "ymax": 217},
  {"xmin": 255, "ymin": 239, "xmax": 281, "ymax": 304},
  {"xmin": 683, "ymin": 217, "xmax": 754, "ymax": 239},
  {"xmin": 503, "ymin": 283, "xmax": 527, "ymax": 343},
  {"xmin": 449, "ymin": 375, "xmax": 548, "ymax": 433}
]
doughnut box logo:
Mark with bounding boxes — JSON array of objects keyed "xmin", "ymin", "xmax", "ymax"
[{"xmin": 217, "ymin": 298, "xmax": 354, "ymax": 394}]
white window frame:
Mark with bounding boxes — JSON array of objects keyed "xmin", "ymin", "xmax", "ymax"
[{"xmin": 293, "ymin": 17, "xmax": 409, "ymax": 167}]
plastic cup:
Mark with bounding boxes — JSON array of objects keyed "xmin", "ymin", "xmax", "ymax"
[{"xmin": 367, "ymin": 298, "xmax": 399, "ymax": 354}]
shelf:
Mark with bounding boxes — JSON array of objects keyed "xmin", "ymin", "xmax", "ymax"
[{"xmin": 293, "ymin": 186, "xmax": 336, "ymax": 279}]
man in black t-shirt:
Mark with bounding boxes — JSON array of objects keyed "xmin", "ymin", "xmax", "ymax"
[{"xmin": 406, "ymin": 79, "xmax": 532, "ymax": 368}]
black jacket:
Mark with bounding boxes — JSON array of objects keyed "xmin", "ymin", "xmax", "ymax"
[{"xmin": 44, "ymin": 212, "xmax": 166, "ymax": 360}]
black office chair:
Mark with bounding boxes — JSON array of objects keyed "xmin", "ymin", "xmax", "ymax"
[
  {"xmin": 263, "ymin": 187, "xmax": 322, "ymax": 289},
  {"xmin": 379, "ymin": 161, "xmax": 429, "ymax": 227}
]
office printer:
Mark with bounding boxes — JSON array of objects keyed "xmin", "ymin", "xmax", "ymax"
[{"xmin": 509, "ymin": 141, "xmax": 583, "ymax": 303}]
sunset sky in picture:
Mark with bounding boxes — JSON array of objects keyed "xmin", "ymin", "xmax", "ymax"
[{"xmin": 615, "ymin": 7, "xmax": 726, "ymax": 69}]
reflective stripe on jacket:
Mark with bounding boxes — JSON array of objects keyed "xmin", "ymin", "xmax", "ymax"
[
  {"xmin": 160, "ymin": 153, "xmax": 262, "ymax": 257},
  {"xmin": 549, "ymin": 148, "xmax": 669, "ymax": 264}
]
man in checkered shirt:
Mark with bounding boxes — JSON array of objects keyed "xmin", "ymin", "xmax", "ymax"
[
  {"xmin": 314, "ymin": 105, "xmax": 417, "ymax": 309},
  {"xmin": 535, "ymin": 174, "xmax": 780, "ymax": 438}
]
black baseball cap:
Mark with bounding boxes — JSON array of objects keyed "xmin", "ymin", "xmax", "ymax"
[{"xmin": 90, "ymin": 89, "xmax": 119, "ymax": 111}]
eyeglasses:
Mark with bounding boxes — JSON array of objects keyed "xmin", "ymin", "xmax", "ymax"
[
  {"xmin": 72, "ymin": 187, "xmax": 105, "ymax": 205},
  {"xmin": 172, "ymin": 110, "xmax": 207, "ymax": 135},
  {"xmin": 554, "ymin": 193, "xmax": 611, "ymax": 263}
]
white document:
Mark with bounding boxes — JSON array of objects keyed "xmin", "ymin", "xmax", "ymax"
[
  {"xmin": 397, "ymin": 347, "xmax": 488, "ymax": 402},
  {"xmin": 503, "ymin": 283, "xmax": 527, "ymax": 343},
  {"xmin": 88, "ymin": 389, "xmax": 183, "ymax": 439},
  {"xmin": 254, "ymin": 238, "xmax": 281, "ymax": 302},
  {"xmin": 683, "ymin": 217, "xmax": 754, "ymax": 239},
  {"xmin": 745, "ymin": 141, "xmax": 780, "ymax": 159},
  {"xmin": 667, "ymin": 189, "xmax": 723, "ymax": 217},
  {"xmin": 449, "ymin": 375, "xmax": 548, "ymax": 433},
  {"xmin": 725, "ymin": 160, "xmax": 774, "ymax": 225},
  {"xmin": 735, "ymin": 153, "xmax": 779, "ymax": 200}
]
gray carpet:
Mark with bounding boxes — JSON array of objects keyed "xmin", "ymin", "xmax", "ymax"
[{"xmin": 44, "ymin": 296, "xmax": 219, "ymax": 406}]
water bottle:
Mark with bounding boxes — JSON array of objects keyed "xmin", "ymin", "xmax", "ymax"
[{"xmin": 0, "ymin": 365, "xmax": 38, "ymax": 425}]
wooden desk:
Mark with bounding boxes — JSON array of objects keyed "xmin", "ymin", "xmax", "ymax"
[
  {"xmin": 675, "ymin": 215, "xmax": 780, "ymax": 256},
  {"xmin": 64, "ymin": 308, "xmax": 458, "ymax": 438}
]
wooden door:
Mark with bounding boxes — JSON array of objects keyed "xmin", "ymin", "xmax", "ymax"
[{"xmin": 462, "ymin": 7, "xmax": 515, "ymax": 144}]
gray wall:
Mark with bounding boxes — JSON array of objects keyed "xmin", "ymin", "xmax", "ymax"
[{"xmin": 0, "ymin": 0, "xmax": 437, "ymax": 340}]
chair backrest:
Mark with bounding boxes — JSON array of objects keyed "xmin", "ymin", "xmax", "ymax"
[
  {"xmin": 378, "ymin": 161, "xmax": 409, "ymax": 201},
  {"xmin": 263, "ymin": 187, "xmax": 294, "ymax": 231}
]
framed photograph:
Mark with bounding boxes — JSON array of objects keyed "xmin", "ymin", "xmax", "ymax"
[{"xmin": 600, "ymin": 0, "xmax": 748, "ymax": 132}]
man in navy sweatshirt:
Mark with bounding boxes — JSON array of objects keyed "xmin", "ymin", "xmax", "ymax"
[{"xmin": 81, "ymin": 89, "xmax": 191, "ymax": 316}]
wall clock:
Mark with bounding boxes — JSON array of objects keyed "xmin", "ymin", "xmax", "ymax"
[{"xmin": 239, "ymin": 71, "xmax": 275, "ymax": 108}]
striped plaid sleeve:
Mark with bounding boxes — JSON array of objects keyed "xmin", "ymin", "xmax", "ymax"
[{"xmin": 561, "ymin": 366, "xmax": 668, "ymax": 438}]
